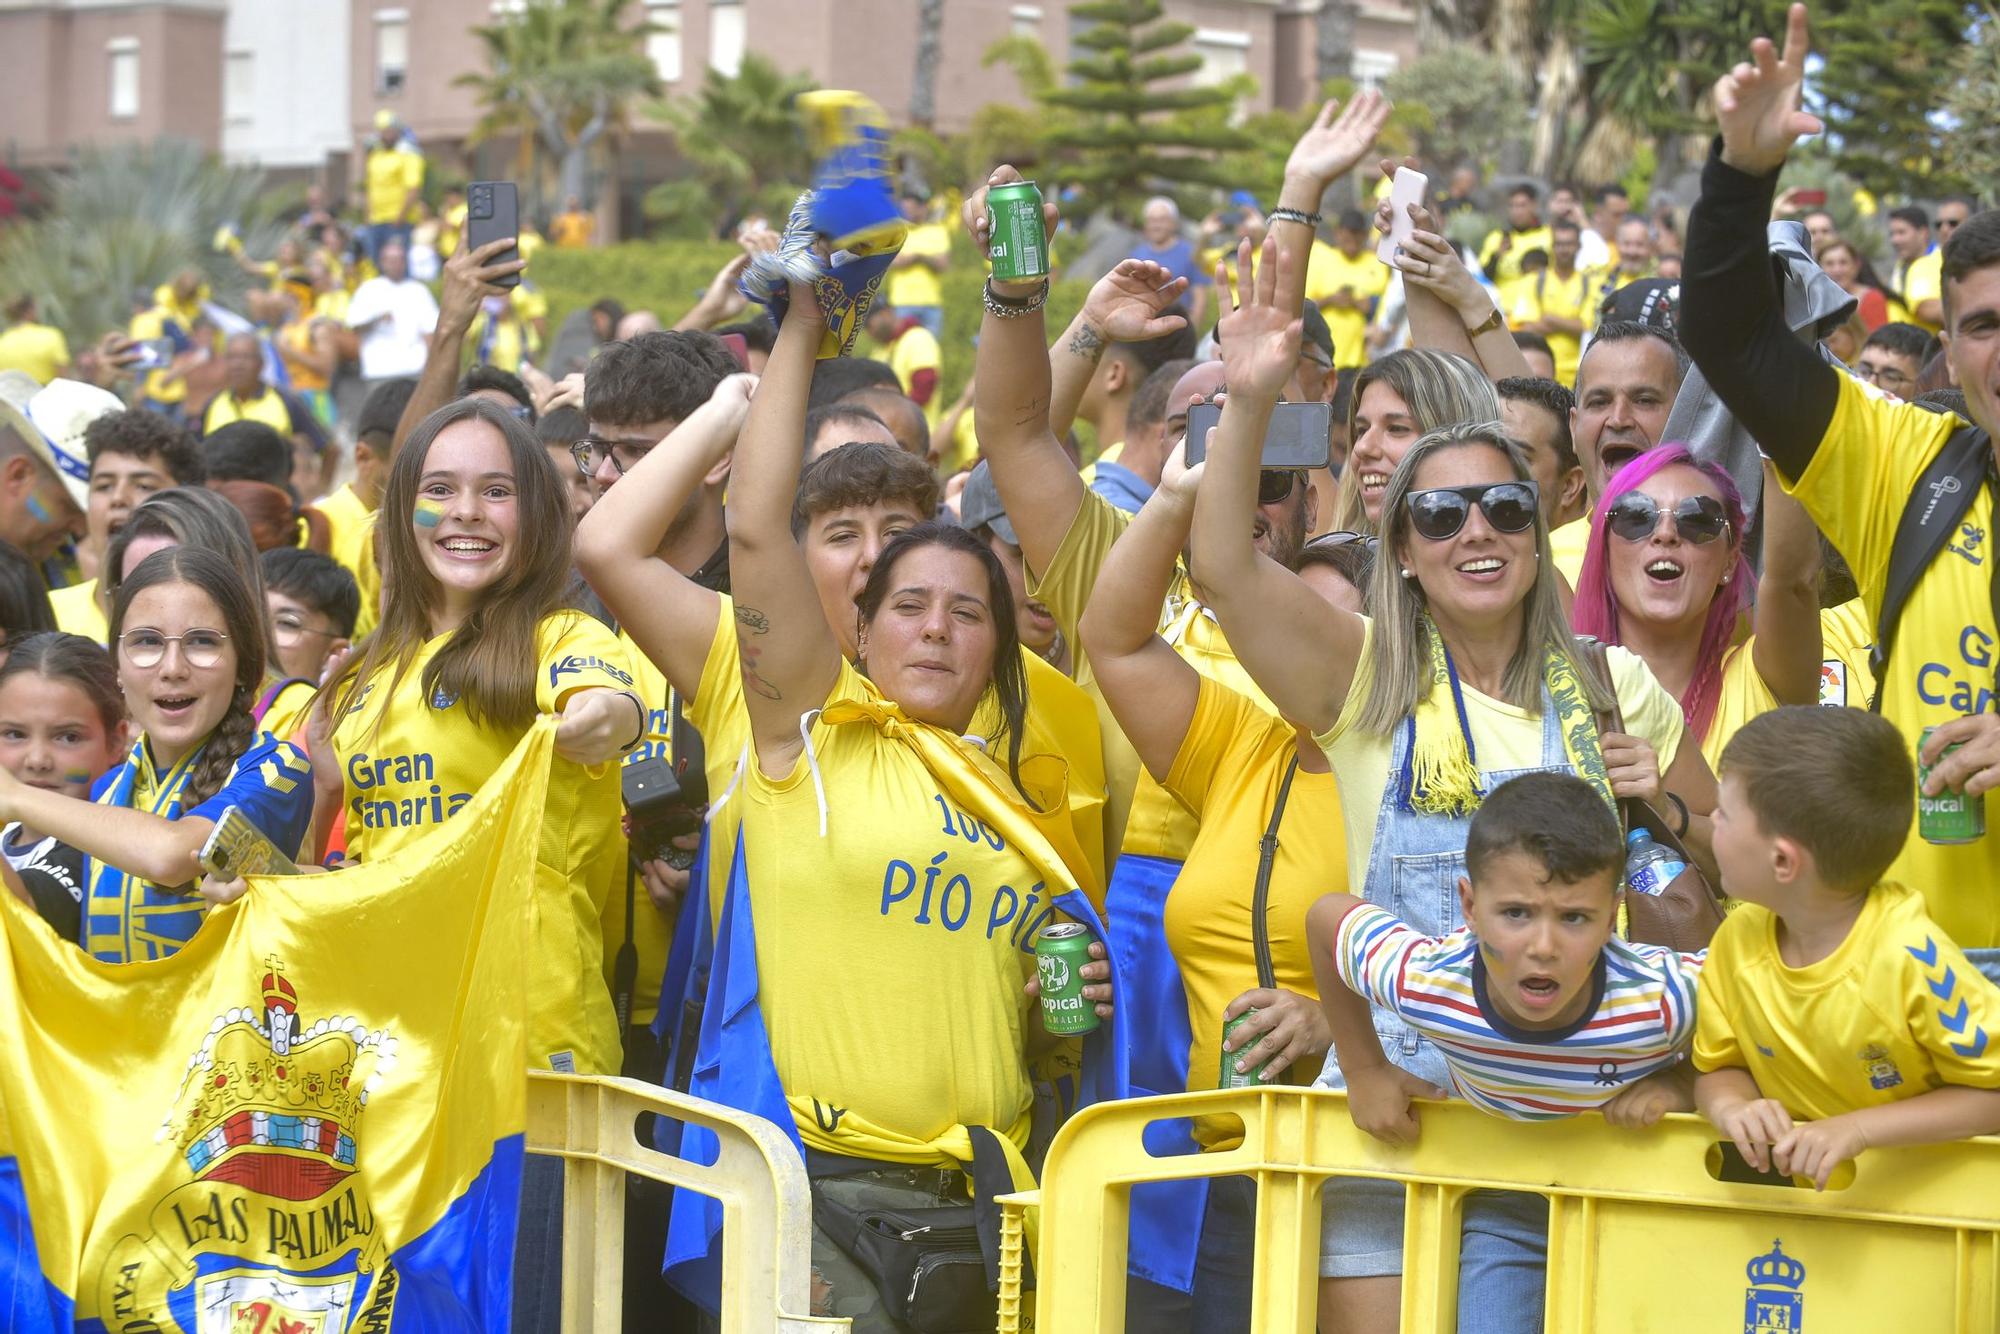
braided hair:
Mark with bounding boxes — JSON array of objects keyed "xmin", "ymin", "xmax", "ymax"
[{"xmin": 110, "ymin": 546, "xmax": 268, "ymax": 808}]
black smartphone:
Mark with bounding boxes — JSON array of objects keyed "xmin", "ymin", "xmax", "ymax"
[
  {"xmin": 465, "ymin": 180, "xmax": 521, "ymax": 288},
  {"xmin": 1182, "ymin": 399, "xmax": 1333, "ymax": 470}
]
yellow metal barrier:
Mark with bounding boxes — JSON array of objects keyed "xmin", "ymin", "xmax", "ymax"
[
  {"xmin": 525, "ymin": 1071, "xmax": 850, "ymax": 1332},
  {"xmin": 1005, "ymin": 1085, "xmax": 2000, "ymax": 1333}
]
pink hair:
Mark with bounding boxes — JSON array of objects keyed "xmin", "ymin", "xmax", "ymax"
[{"xmin": 1571, "ymin": 444, "xmax": 1754, "ymax": 743}]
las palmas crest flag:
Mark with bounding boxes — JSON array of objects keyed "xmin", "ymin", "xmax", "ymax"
[{"xmin": 0, "ymin": 720, "xmax": 555, "ymax": 1332}]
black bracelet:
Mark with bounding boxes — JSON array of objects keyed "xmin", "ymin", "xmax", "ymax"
[
  {"xmin": 983, "ymin": 278, "xmax": 1050, "ymax": 319},
  {"xmin": 1268, "ymin": 206, "xmax": 1322, "ymax": 229},
  {"xmin": 616, "ymin": 690, "xmax": 648, "ymax": 753},
  {"xmin": 1666, "ymin": 791, "xmax": 1690, "ymax": 838}
]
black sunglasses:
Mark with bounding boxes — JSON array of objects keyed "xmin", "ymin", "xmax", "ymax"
[
  {"xmin": 1405, "ymin": 481, "xmax": 1540, "ymax": 541},
  {"xmin": 1258, "ymin": 470, "xmax": 1302, "ymax": 505},
  {"xmin": 1605, "ymin": 492, "xmax": 1729, "ymax": 545},
  {"xmin": 1307, "ymin": 529, "xmax": 1378, "ymax": 553}
]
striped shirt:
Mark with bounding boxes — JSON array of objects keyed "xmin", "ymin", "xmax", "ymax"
[{"xmin": 1333, "ymin": 903, "xmax": 1704, "ymax": 1119}]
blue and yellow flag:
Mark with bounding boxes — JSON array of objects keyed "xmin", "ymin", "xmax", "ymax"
[{"xmin": 0, "ymin": 721, "xmax": 555, "ymax": 1331}]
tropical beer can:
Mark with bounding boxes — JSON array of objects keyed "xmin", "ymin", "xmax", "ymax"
[
  {"xmin": 1919, "ymin": 726, "xmax": 1986, "ymax": 844},
  {"xmin": 986, "ymin": 180, "xmax": 1050, "ymax": 281},
  {"xmin": 1219, "ymin": 1009, "xmax": 1269, "ymax": 1089},
  {"xmin": 1033, "ymin": 921, "xmax": 1099, "ymax": 1035}
]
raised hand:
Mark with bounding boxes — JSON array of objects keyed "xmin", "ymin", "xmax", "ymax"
[
  {"xmin": 1284, "ymin": 91, "xmax": 1394, "ymax": 195},
  {"xmin": 1081, "ymin": 259, "xmax": 1192, "ymax": 342},
  {"xmin": 1714, "ymin": 3, "xmax": 1823, "ymax": 175},
  {"xmin": 1216, "ymin": 236, "xmax": 1302, "ymax": 403},
  {"xmin": 963, "ymin": 165, "xmax": 1059, "ymax": 289}
]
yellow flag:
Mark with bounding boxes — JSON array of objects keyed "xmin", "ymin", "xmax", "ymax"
[{"xmin": 0, "ymin": 721, "xmax": 554, "ymax": 1331}]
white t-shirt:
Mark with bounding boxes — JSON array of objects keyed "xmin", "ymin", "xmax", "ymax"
[{"xmin": 345, "ymin": 276, "xmax": 438, "ymax": 381}]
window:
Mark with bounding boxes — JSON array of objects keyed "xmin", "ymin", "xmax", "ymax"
[
  {"xmin": 375, "ymin": 10, "xmax": 409, "ymax": 96},
  {"xmin": 1010, "ymin": 4, "xmax": 1042, "ymax": 38},
  {"xmin": 225, "ymin": 50, "xmax": 254, "ymax": 124},
  {"xmin": 708, "ymin": 0, "xmax": 744, "ymax": 76},
  {"xmin": 1191, "ymin": 28, "xmax": 1250, "ymax": 88},
  {"xmin": 108, "ymin": 38, "xmax": 139, "ymax": 120},
  {"xmin": 646, "ymin": 0, "xmax": 681, "ymax": 82},
  {"xmin": 1352, "ymin": 49, "xmax": 1399, "ymax": 90}
]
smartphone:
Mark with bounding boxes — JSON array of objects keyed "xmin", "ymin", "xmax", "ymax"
[
  {"xmin": 1376, "ymin": 167, "xmax": 1429, "ymax": 265},
  {"xmin": 1183, "ymin": 400, "xmax": 1333, "ymax": 470},
  {"xmin": 128, "ymin": 337, "xmax": 176, "ymax": 371},
  {"xmin": 465, "ymin": 180, "xmax": 522, "ymax": 288},
  {"xmin": 1791, "ymin": 188, "xmax": 1828, "ymax": 207},
  {"xmin": 199, "ymin": 805, "xmax": 301, "ymax": 881}
]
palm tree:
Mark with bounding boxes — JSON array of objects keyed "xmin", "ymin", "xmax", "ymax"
[
  {"xmin": 0, "ymin": 139, "xmax": 286, "ymax": 347},
  {"xmin": 644, "ymin": 54, "xmax": 817, "ymax": 238},
  {"xmin": 455, "ymin": 0, "xmax": 664, "ymax": 223}
]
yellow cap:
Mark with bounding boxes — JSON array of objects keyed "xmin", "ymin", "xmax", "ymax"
[{"xmin": 373, "ymin": 109, "xmax": 396, "ymax": 131}]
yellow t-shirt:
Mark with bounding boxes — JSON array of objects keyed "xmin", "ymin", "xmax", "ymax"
[
  {"xmin": 1316, "ymin": 620, "xmax": 1685, "ymax": 892},
  {"xmin": 1701, "ymin": 603, "xmax": 1879, "ymax": 771},
  {"xmin": 1305, "ymin": 242, "xmax": 1390, "ymax": 371},
  {"xmin": 738, "ymin": 658, "xmax": 1038, "ymax": 1157},
  {"xmin": 260, "ymin": 679, "xmax": 317, "ymax": 745},
  {"xmin": 1026, "ymin": 491, "xmax": 1278, "ymax": 866},
  {"xmin": 549, "ymin": 211, "xmax": 595, "ymax": 249},
  {"xmin": 1165, "ymin": 678, "xmax": 1345, "ymax": 1148},
  {"xmin": 883, "ymin": 324, "xmax": 944, "ymax": 428},
  {"xmin": 1785, "ymin": 374, "xmax": 2000, "ymax": 946},
  {"xmin": 1509, "ymin": 267, "xmax": 1596, "ymax": 385},
  {"xmin": 364, "ymin": 145, "xmax": 425, "ymax": 225},
  {"xmin": 1899, "ymin": 249, "xmax": 1943, "ymax": 333},
  {"xmin": 314, "ymin": 484, "xmax": 380, "ymax": 638},
  {"xmin": 128, "ymin": 295, "xmax": 205, "ymax": 407},
  {"xmin": 50, "ymin": 578, "xmax": 107, "ymax": 644},
  {"xmin": 1479, "ymin": 225, "xmax": 1554, "ymax": 286},
  {"xmin": 0, "ymin": 322, "xmax": 70, "ymax": 384},
  {"xmin": 1693, "ymin": 883, "xmax": 2000, "ymax": 1121},
  {"xmin": 887, "ymin": 221, "xmax": 951, "ymax": 310},
  {"xmin": 331, "ymin": 611, "xmax": 633, "ymax": 1074},
  {"xmin": 203, "ymin": 385, "xmax": 295, "ymax": 438},
  {"xmin": 1549, "ymin": 515, "xmax": 1590, "ymax": 588}
]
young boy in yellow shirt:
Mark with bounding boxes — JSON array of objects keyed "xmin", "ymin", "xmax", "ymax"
[{"xmin": 1695, "ymin": 706, "xmax": 2000, "ymax": 1189}]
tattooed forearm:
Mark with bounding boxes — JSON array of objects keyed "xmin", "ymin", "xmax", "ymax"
[
  {"xmin": 738, "ymin": 642, "xmax": 782, "ymax": 700},
  {"xmin": 1012, "ymin": 395, "xmax": 1049, "ymax": 428},
  {"xmin": 735, "ymin": 604, "xmax": 770, "ymax": 634},
  {"xmin": 1066, "ymin": 323, "xmax": 1105, "ymax": 359}
]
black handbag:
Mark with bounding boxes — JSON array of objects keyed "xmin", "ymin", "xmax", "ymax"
[{"xmin": 811, "ymin": 1196, "xmax": 995, "ymax": 1333}]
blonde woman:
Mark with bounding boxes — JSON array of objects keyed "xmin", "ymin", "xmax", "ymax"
[{"xmin": 1331, "ymin": 347, "xmax": 1501, "ymax": 533}]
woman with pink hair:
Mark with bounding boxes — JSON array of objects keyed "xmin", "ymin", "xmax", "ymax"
[{"xmin": 1572, "ymin": 444, "xmax": 1826, "ymax": 770}]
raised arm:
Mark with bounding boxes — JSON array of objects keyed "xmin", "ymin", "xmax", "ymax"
[
  {"xmin": 1748, "ymin": 464, "xmax": 1824, "ymax": 706},
  {"xmin": 725, "ymin": 286, "xmax": 844, "ymax": 767},
  {"xmin": 1680, "ymin": 3, "xmax": 1839, "ymax": 482},
  {"xmin": 1077, "ymin": 464, "xmax": 1203, "ymax": 780},
  {"xmin": 391, "ymin": 235, "xmax": 524, "ymax": 452},
  {"xmin": 0, "ymin": 772, "xmax": 214, "ymax": 889},
  {"xmin": 1383, "ymin": 188, "xmax": 1533, "ymax": 382},
  {"xmin": 1188, "ymin": 237, "xmax": 1366, "ymax": 735},
  {"xmin": 1272, "ymin": 94, "xmax": 1391, "ymax": 321},
  {"xmin": 1046, "ymin": 261, "xmax": 1190, "ymax": 445},
  {"xmin": 573, "ymin": 376, "xmax": 749, "ymax": 697}
]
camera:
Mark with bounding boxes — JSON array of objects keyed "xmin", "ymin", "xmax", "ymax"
[{"xmin": 622, "ymin": 755, "xmax": 708, "ymax": 871}]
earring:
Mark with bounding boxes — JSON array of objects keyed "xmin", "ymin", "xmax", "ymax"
[{"xmin": 1401, "ymin": 567, "xmax": 1415, "ymax": 579}]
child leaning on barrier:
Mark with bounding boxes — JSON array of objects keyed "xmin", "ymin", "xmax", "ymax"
[
  {"xmin": 1694, "ymin": 706, "xmax": 2000, "ymax": 1190},
  {"xmin": 1305, "ymin": 770, "xmax": 1703, "ymax": 1334}
]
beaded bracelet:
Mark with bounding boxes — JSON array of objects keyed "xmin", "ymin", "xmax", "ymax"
[
  {"xmin": 1267, "ymin": 206, "xmax": 1323, "ymax": 229},
  {"xmin": 983, "ymin": 278, "xmax": 1051, "ymax": 319}
]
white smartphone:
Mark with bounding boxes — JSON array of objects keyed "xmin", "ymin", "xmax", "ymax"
[
  {"xmin": 1376, "ymin": 167, "xmax": 1430, "ymax": 265},
  {"xmin": 199, "ymin": 805, "xmax": 301, "ymax": 880}
]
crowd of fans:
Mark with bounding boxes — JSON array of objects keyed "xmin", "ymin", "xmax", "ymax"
[{"xmin": 1, "ymin": 8, "xmax": 1998, "ymax": 1331}]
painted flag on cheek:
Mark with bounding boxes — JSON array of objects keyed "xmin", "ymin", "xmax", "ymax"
[{"xmin": 0, "ymin": 720, "xmax": 556, "ymax": 1332}]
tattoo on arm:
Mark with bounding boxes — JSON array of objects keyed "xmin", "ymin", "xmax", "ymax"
[
  {"xmin": 737, "ymin": 642, "xmax": 782, "ymax": 700},
  {"xmin": 735, "ymin": 605, "xmax": 770, "ymax": 634},
  {"xmin": 1066, "ymin": 323, "xmax": 1105, "ymax": 359},
  {"xmin": 1013, "ymin": 395, "xmax": 1050, "ymax": 428}
]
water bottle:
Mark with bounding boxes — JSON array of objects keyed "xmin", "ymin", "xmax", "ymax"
[{"xmin": 1624, "ymin": 828, "xmax": 1686, "ymax": 897}]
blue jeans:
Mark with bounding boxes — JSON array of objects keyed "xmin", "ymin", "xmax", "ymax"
[
  {"xmin": 1965, "ymin": 947, "xmax": 2000, "ymax": 990},
  {"xmin": 513, "ymin": 1152, "xmax": 564, "ymax": 1333},
  {"xmin": 1191, "ymin": 1175, "xmax": 1258, "ymax": 1332},
  {"xmin": 1457, "ymin": 1189, "xmax": 1548, "ymax": 1334},
  {"xmin": 360, "ymin": 221, "xmax": 412, "ymax": 266}
]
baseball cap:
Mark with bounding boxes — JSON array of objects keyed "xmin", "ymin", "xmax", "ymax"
[
  {"xmin": 373, "ymin": 109, "xmax": 397, "ymax": 131},
  {"xmin": 956, "ymin": 461, "xmax": 1017, "ymax": 546},
  {"xmin": 0, "ymin": 373, "xmax": 118, "ymax": 507},
  {"xmin": 1596, "ymin": 277, "xmax": 1681, "ymax": 337}
]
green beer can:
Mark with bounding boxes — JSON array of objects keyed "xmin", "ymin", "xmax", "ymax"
[
  {"xmin": 986, "ymin": 180, "xmax": 1050, "ymax": 282},
  {"xmin": 1219, "ymin": 1009, "xmax": 1269, "ymax": 1089},
  {"xmin": 1919, "ymin": 725, "xmax": 1987, "ymax": 844},
  {"xmin": 1034, "ymin": 921, "xmax": 1099, "ymax": 1035}
]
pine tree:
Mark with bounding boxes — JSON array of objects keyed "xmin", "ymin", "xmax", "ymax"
[
  {"xmin": 1814, "ymin": 0, "xmax": 1984, "ymax": 196},
  {"xmin": 1037, "ymin": 0, "xmax": 1253, "ymax": 220}
]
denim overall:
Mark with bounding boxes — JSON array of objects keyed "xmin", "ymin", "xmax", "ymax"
[{"xmin": 1316, "ymin": 688, "xmax": 1563, "ymax": 1333}]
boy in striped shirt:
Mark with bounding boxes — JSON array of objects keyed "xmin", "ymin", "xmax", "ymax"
[{"xmin": 1306, "ymin": 770, "xmax": 1702, "ymax": 1329}]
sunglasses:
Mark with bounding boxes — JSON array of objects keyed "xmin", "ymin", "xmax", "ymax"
[
  {"xmin": 1259, "ymin": 470, "xmax": 1301, "ymax": 505},
  {"xmin": 1307, "ymin": 529, "xmax": 1378, "ymax": 553},
  {"xmin": 1604, "ymin": 492, "xmax": 1729, "ymax": 545},
  {"xmin": 1405, "ymin": 481, "xmax": 1540, "ymax": 541}
]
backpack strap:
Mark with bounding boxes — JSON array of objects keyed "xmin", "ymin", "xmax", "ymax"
[
  {"xmin": 1871, "ymin": 424, "xmax": 1993, "ymax": 712},
  {"xmin": 1250, "ymin": 756, "xmax": 1301, "ymax": 992},
  {"xmin": 252, "ymin": 676, "xmax": 314, "ymax": 724}
]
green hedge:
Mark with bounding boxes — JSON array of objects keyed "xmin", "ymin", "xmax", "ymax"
[{"xmin": 529, "ymin": 241, "xmax": 1094, "ymax": 429}]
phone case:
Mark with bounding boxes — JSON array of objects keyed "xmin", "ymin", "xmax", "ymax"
[
  {"xmin": 1377, "ymin": 168, "xmax": 1429, "ymax": 265},
  {"xmin": 465, "ymin": 181, "xmax": 522, "ymax": 288},
  {"xmin": 200, "ymin": 806, "xmax": 301, "ymax": 879}
]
